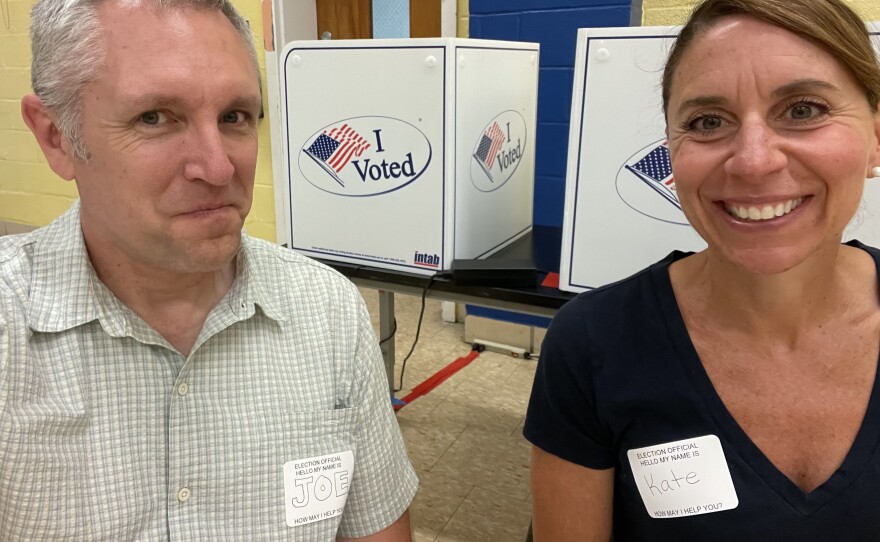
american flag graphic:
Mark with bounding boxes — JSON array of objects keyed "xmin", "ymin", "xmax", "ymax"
[
  {"xmin": 473, "ymin": 122, "xmax": 506, "ymax": 181},
  {"xmin": 625, "ymin": 142, "xmax": 679, "ymax": 209},
  {"xmin": 303, "ymin": 124, "xmax": 371, "ymax": 186}
]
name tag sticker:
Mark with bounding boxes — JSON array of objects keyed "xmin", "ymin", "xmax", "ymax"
[
  {"xmin": 284, "ymin": 450, "xmax": 355, "ymax": 527},
  {"xmin": 626, "ymin": 435, "xmax": 738, "ymax": 519}
]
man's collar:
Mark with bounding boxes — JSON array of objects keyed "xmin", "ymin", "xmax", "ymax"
[
  {"xmin": 234, "ymin": 234, "xmax": 288, "ymax": 323},
  {"xmin": 26, "ymin": 202, "xmax": 287, "ymax": 335},
  {"xmin": 27, "ymin": 201, "xmax": 111, "ymax": 333}
]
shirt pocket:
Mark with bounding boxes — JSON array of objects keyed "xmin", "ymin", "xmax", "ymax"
[
  {"xmin": 205, "ymin": 407, "xmax": 362, "ymax": 540},
  {"xmin": 281, "ymin": 407, "xmax": 361, "ymax": 459}
]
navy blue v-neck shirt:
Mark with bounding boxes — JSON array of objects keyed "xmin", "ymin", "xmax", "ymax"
[{"xmin": 524, "ymin": 241, "xmax": 880, "ymax": 540}]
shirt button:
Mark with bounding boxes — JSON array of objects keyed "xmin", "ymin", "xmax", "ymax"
[
  {"xmin": 177, "ymin": 383, "xmax": 189, "ymax": 396},
  {"xmin": 177, "ymin": 487, "xmax": 191, "ymax": 502}
]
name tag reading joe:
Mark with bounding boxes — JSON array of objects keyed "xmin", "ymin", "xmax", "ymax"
[
  {"xmin": 627, "ymin": 435, "xmax": 738, "ymax": 519},
  {"xmin": 284, "ymin": 451, "xmax": 355, "ymax": 527}
]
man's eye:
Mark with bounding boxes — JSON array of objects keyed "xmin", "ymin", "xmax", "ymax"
[
  {"xmin": 222, "ymin": 111, "xmax": 245, "ymax": 123},
  {"xmin": 141, "ymin": 112, "xmax": 158, "ymax": 124},
  {"xmin": 138, "ymin": 111, "xmax": 166, "ymax": 126}
]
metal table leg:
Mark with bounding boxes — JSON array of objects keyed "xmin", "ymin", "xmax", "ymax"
[{"xmin": 378, "ymin": 290, "xmax": 395, "ymax": 395}]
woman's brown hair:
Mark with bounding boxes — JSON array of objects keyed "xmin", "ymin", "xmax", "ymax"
[{"xmin": 662, "ymin": 0, "xmax": 880, "ymax": 114}]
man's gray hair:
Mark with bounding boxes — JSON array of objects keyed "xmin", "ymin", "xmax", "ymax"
[{"xmin": 30, "ymin": 0, "xmax": 260, "ymax": 161}]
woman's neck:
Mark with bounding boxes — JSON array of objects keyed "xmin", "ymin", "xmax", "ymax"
[{"xmin": 670, "ymin": 242, "xmax": 874, "ymax": 348}]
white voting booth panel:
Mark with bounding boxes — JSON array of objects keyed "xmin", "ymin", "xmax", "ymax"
[
  {"xmin": 559, "ymin": 26, "xmax": 880, "ymax": 293},
  {"xmin": 278, "ymin": 38, "xmax": 539, "ymax": 275}
]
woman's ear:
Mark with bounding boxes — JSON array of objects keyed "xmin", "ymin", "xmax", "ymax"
[
  {"xmin": 21, "ymin": 94, "xmax": 77, "ymax": 180},
  {"xmin": 869, "ymin": 104, "xmax": 880, "ymax": 178}
]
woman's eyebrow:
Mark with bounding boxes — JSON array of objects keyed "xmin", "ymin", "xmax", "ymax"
[
  {"xmin": 771, "ymin": 78, "xmax": 840, "ymax": 98},
  {"xmin": 675, "ymin": 95, "xmax": 728, "ymax": 115}
]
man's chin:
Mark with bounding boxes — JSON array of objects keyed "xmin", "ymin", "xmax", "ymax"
[{"xmin": 167, "ymin": 235, "xmax": 242, "ymax": 274}]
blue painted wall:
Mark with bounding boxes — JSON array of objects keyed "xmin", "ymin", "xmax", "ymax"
[
  {"xmin": 467, "ymin": 0, "xmax": 632, "ymax": 329},
  {"xmin": 469, "ymin": 0, "xmax": 632, "ymax": 227}
]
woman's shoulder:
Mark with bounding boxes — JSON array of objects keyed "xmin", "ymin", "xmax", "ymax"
[
  {"xmin": 847, "ymin": 240, "xmax": 880, "ymax": 262},
  {"xmin": 554, "ymin": 251, "xmax": 685, "ymax": 328}
]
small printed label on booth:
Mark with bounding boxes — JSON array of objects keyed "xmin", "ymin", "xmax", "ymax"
[
  {"xmin": 413, "ymin": 249, "xmax": 440, "ymax": 268},
  {"xmin": 470, "ymin": 110, "xmax": 527, "ymax": 192},
  {"xmin": 627, "ymin": 435, "xmax": 738, "ymax": 519},
  {"xmin": 299, "ymin": 117, "xmax": 432, "ymax": 197},
  {"xmin": 284, "ymin": 451, "xmax": 355, "ymax": 527}
]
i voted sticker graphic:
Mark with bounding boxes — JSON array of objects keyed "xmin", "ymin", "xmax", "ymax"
[
  {"xmin": 627, "ymin": 435, "xmax": 738, "ymax": 519},
  {"xmin": 298, "ymin": 117, "xmax": 432, "ymax": 197},
  {"xmin": 469, "ymin": 110, "xmax": 527, "ymax": 192},
  {"xmin": 284, "ymin": 450, "xmax": 355, "ymax": 527}
]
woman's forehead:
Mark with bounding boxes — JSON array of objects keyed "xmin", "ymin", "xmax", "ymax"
[{"xmin": 667, "ymin": 16, "xmax": 854, "ymax": 104}]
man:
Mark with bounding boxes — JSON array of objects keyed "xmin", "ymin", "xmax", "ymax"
[{"xmin": 0, "ymin": 0, "xmax": 417, "ymax": 539}]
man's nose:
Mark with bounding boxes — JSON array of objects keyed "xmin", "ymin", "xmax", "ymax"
[
  {"xmin": 724, "ymin": 119, "xmax": 787, "ymax": 180},
  {"xmin": 182, "ymin": 124, "xmax": 235, "ymax": 185}
]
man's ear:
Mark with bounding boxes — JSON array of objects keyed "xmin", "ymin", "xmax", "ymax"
[{"xmin": 21, "ymin": 94, "xmax": 77, "ymax": 180}]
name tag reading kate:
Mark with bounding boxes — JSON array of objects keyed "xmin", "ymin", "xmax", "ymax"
[
  {"xmin": 626, "ymin": 435, "xmax": 738, "ymax": 519},
  {"xmin": 284, "ymin": 451, "xmax": 355, "ymax": 527}
]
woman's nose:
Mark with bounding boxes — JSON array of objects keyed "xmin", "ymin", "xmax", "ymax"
[{"xmin": 724, "ymin": 120, "xmax": 787, "ymax": 181}]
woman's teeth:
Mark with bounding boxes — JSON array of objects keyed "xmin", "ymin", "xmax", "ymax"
[{"xmin": 725, "ymin": 197, "xmax": 804, "ymax": 221}]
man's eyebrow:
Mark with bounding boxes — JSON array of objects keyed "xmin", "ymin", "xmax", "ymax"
[
  {"xmin": 770, "ymin": 78, "xmax": 840, "ymax": 98},
  {"xmin": 116, "ymin": 94, "xmax": 184, "ymax": 110},
  {"xmin": 114, "ymin": 93, "xmax": 263, "ymax": 115},
  {"xmin": 228, "ymin": 95, "xmax": 263, "ymax": 113}
]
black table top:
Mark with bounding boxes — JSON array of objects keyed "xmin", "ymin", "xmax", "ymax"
[{"xmin": 318, "ymin": 225, "xmax": 576, "ymax": 314}]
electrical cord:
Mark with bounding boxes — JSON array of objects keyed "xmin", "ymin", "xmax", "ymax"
[
  {"xmin": 379, "ymin": 317, "xmax": 397, "ymax": 346},
  {"xmin": 394, "ymin": 272, "xmax": 447, "ymax": 393}
]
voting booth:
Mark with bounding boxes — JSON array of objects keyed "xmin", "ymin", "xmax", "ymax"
[
  {"xmin": 559, "ymin": 26, "xmax": 880, "ymax": 293},
  {"xmin": 276, "ymin": 38, "xmax": 539, "ymax": 275}
]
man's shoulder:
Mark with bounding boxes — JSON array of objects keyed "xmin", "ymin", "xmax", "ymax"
[
  {"xmin": 241, "ymin": 236, "xmax": 362, "ymax": 316},
  {"xmin": 0, "ymin": 230, "xmax": 43, "ymax": 322},
  {"xmin": 1, "ymin": 208, "xmax": 84, "ymax": 315},
  {"xmin": 0, "ymin": 230, "xmax": 38, "ymax": 263},
  {"xmin": 0, "ymin": 230, "xmax": 40, "ymax": 290},
  {"xmin": 1, "ymin": 207, "xmax": 79, "ymax": 284},
  {"xmin": 243, "ymin": 235, "xmax": 353, "ymax": 286}
]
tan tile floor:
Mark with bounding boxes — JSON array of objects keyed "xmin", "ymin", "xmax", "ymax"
[{"xmin": 360, "ymin": 288, "xmax": 536, "ymax": 542}]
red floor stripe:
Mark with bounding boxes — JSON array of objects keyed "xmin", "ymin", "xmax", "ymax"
[{"xmin": 394, "ymin": 350, "xmax": 481, "ymax": 410}]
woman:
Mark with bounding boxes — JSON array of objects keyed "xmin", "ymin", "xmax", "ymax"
[{"xmin": 524, "ymin": 0, "xmax": 880, "ymax": 539}]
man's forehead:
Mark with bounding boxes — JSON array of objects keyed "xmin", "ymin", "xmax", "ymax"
[
  {"xmin": 86, "ymin": 1, "xmax": 261, "ymax": 109},
  {"xmin": 98, "ymin": 0, "xmax": 214, "ymax": 39},
  {"xmin": 97, "ymin": 0, "xmax": 249, "ymax": 58},
  {"xmin": 96, "ymin": 3, "xmax": 252, "ymax": 66}
]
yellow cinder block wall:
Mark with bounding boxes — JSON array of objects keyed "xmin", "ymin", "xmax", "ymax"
[
  {"xmin": 643, "ymin": 0, "xmax": 880, "ymax": 25},
  {"xmin": 0, "ymin": 0, "xmax": 276, "ymax": 241},
  {"xmin": 457, "ymin": 0, "xmax": 469, "ymax": 37}
]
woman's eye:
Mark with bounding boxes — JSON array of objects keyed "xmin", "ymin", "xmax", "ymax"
[
  {"xmin": 686, "ymin": 115, "xmax": 723, "ymax": 133},
  {"xmin": 697, "ymin": 116, "xmax": 722, "ymax": 130},
  {"xmin": 787, "ymin": 102, "xmax": 827, "ymax": 121}
]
